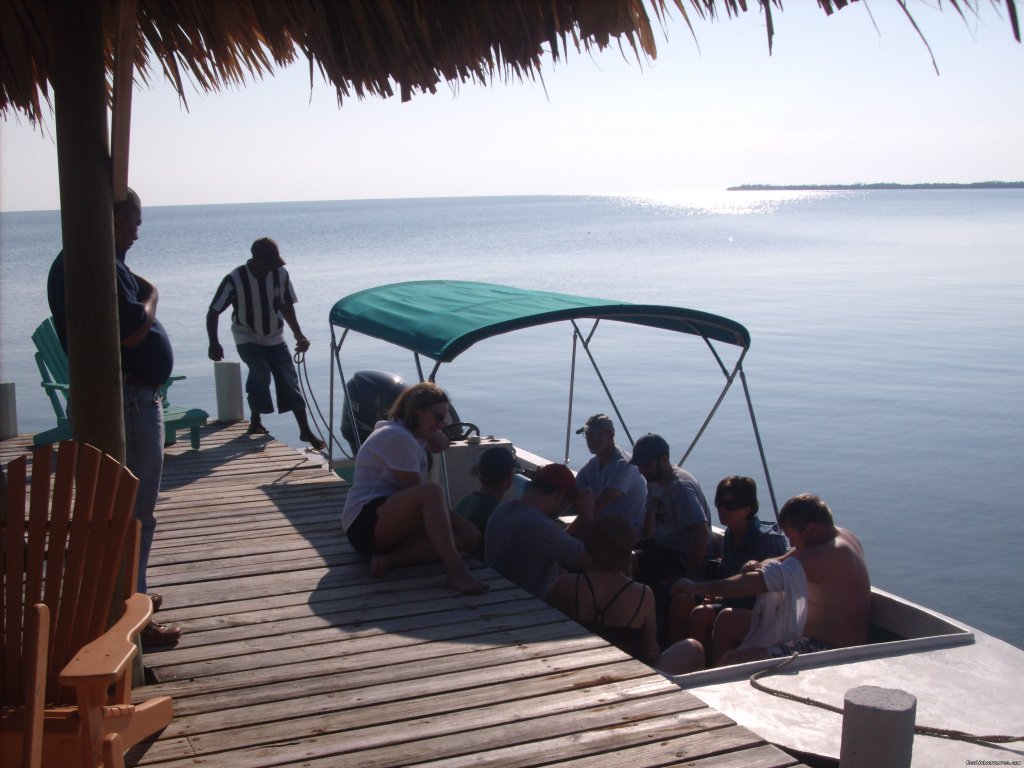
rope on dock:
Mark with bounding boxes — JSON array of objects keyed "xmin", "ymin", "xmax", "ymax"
[
  {"xmin": 293, "ymin": 347, "xmax": 333, "ymax": 452},
  {"xmin": 749, "ymin": 653, "xmax": 1023, "ymax": 746}
]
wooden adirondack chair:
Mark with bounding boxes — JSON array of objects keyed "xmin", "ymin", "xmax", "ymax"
[
  {"xmin": 1, "ymin": 441, "xmax": 173, "ymax": 768},
  {"xmin": 31, "ymin": 317, "xmax": 208, "ymax": 449}
]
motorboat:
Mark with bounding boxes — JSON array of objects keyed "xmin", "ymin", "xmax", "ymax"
[{"xmin": 325, "ymin": 280, "xmax": 1024, "ymax": 766}]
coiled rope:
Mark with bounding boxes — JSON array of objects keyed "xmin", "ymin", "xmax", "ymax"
[
  {"xmin": 293, "ymin": 347, "xmax": 348, "ymax": 456},
  {"xmin": 750, "ymin": 653, "xmax": 1023, "ymax": 746}
]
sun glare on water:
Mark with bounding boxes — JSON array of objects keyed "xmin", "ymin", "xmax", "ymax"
[{"xmin": 608, "ymin": 189, "xmax": 849, "ymax": 216}]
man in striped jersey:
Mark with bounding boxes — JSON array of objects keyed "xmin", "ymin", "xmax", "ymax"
[{"xmin": 206, "ymin": 237, "xmax": 325, "ymax": 451}]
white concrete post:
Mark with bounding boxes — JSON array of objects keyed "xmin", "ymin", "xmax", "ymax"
[
  {"xmin": 214, "ymin": 361, "xmax": 244, "ymax": 423},
  {"xmin": 840, "ymin": 685, "xmax": 916, "ymax": 768},
  {"xmin": 0, "ymin": 382, "xmax": 18, "ymax": 440}
]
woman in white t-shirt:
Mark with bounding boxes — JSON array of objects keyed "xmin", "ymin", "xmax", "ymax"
[{"xmin": 341, "ymin": 382, "xmax": 488, "ymax": 594}]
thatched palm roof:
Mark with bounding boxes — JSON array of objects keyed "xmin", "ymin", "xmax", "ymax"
[{"xmin": 4, "ymin": 0, "xmax": 1017, "ymax": 126}]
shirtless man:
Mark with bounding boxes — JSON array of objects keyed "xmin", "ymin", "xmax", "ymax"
[{"xmin": 670, "ymin": 493, "xmax": 870, "ymax": 668}]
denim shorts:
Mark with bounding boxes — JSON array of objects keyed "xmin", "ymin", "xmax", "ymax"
[{"xmin": 236, "ymin": 341, "xmax": 304, "ymax": 414}]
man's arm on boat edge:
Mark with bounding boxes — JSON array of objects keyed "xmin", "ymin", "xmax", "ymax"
[{"xmin": 672, "ymin": 568, "xmax": 768, "ymax": 601}]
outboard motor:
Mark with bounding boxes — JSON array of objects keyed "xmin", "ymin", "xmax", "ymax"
[{"xmin": 341, "ymin": 370, "xmax": 407, "ymax": 455}]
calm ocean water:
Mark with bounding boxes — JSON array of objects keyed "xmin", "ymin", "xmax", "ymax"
[{"xmin": 2, "ymin": 191, "xmax": 1022, "ymax": 646}]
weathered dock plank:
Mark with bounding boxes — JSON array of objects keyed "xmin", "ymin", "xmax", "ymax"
[{"xmin": 2, "ymin": 425, "xmax": 803, "ymax": 767}]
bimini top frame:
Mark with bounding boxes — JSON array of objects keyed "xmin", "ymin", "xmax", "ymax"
[{"xmin": 328, "ymin": 280, "xmax": 777, "ymax": 516}]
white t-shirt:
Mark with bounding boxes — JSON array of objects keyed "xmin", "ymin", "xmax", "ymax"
[{"xmin": 341, "ymin": 420, "xmax": 427, "ymax": 531}]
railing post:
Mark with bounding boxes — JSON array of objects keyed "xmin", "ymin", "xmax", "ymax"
[{"xmin": 0, "ymin": 382, "xmax": 18, "ymax": 440}]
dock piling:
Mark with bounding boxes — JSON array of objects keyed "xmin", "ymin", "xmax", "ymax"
[
  {"xmin": 840, "ymin": 685, "xmax": 916, "ymax": 768},
  {"xmin": 214, "ymin": 361, "xmax": 244, "ymax": 422}
]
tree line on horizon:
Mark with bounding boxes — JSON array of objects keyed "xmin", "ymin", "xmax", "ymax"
[{"xmin": 727, "ymin": 181, "xmax": 1024, "ymax": 191}]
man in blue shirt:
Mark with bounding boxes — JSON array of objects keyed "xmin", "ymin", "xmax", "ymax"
[{"xmin": 47, "ymin": 188, "xmax": 181, "ymax": 647}]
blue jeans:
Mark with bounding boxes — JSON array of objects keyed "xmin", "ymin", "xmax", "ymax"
[
  {"xmin": 124, "ymin": 385, "xmax": 164, "ymax": 594},
  {"xmin": 236, "ymin": 342, "xmax": 305, "ymax": 414}
]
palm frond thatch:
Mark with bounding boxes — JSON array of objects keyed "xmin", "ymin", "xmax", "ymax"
[{"xmin": 0, "ymin": 0, "xmax": 1019, "ymax": 124}]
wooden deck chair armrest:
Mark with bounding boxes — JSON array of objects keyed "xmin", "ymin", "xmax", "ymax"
[
  {"xmin": 41, "ymin": 381, "xmax": 70, "ymax": 393},
  {"xmin": 58, "ymin": 592, "xmax": 153, "ymax": 688},
  {"xmin": 23, "ymin": 603, "xmax": 50, "ymax": 767}
]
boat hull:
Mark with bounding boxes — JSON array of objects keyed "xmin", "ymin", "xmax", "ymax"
[{"xmin": 671, "ymin": 590, "xmax": 1024, "ymax": 765}]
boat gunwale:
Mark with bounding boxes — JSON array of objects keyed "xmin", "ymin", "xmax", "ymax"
[{"xmin": 668, "ymin": 586, "xmax": 975, "ymax": 688}]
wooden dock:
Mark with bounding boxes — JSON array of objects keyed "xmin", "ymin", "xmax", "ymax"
[{"xmin": 3, "ymin": 424, "xmax": 805, "ymax": 767}]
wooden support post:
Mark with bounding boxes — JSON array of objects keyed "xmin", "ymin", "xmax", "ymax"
[
  {"xmin": 111, "ymin": 0, "xmax": 138, "ymax": 200},
  {"xmin": 52, "ymin": 0, "xmax": 125, "ymax": 461}
]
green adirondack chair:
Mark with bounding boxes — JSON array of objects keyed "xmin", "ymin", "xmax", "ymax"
[{"xmin": 32, "ymin": 317, "xmax": 208, "ymax": 449}]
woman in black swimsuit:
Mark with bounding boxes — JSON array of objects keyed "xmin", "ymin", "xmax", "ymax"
[{"xmin": 544, "ymin": 516, "xmax": 660, "ymax": 665}]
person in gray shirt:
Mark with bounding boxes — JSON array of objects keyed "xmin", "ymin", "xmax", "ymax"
[
  {"xmin": 486, "ymin": 464, "xmax": 594, "ymax": 597},
  {"xmin": 630, "ymin": 433, "xmax": 711, "ymax": 643},
  {"xmin": 574, "ymin": 414, "xmax": 647, "ymax": 535}
]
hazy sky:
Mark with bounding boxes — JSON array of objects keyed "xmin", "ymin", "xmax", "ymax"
[{"xmin": 1, "ymin": 1, "xmax": 1021, "ymax": 212}]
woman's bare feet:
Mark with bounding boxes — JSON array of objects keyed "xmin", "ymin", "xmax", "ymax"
[
  {"xmin": 445, "ymin": 567, "xmax": 489, "ymax": 595},
  {"xmin": 370, "ymin": 554, "xmax": 392, "ymax": 577}
]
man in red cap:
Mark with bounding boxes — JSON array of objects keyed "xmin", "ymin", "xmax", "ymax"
[{"xmin": 485, "ymin": 464, "xmax": 595, "ymax": 597}]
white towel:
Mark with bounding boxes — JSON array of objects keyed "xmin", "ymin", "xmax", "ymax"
[{"xmin": 738, "ymin": 556, "xmax": 808, "ymax": 650}]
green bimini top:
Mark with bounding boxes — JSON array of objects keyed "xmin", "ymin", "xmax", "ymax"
[{"xmin": 329, "ymin": 280, "xmax": 750, "ymax": 364}]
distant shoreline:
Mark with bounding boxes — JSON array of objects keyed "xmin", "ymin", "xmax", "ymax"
[{"xmin": 727, "ymin": 181, "xmax": 1024, "ymax": 191}]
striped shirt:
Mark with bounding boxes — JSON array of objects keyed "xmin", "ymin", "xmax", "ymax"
[{"xmin": 209, "ymin": 262, "xmax": 298, "ymax": 346}]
